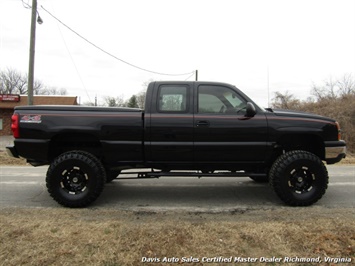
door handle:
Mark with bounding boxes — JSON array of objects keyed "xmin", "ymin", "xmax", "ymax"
[{"xmin": 196, "ymin": 120, "xmax": 210, "ymax": 127}]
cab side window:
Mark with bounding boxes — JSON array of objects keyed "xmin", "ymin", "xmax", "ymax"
[
  {"xmin": 158, "ymin": 85, "xmax": 188, "ymax": 113},
  {"xmin": 198, "ymin": 85, "xmax": 247, "ymax": 114}
]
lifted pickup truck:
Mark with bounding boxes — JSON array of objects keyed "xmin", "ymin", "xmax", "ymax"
[{"xmin": 7, "ymin": 81, "xmax": 346, "ymax": 207}]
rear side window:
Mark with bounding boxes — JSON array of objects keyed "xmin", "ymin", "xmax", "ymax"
[{"xmin": 158, "ymin": 85, "xmax": 188, "ymax": 113}]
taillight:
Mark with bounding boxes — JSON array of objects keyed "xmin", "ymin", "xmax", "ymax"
[
  {"xmin": 335, "ymin": 122, "xmax": 341, "ymax": 141},
  {"xmin": 11, "ymin": 114, "xmax": 20, "ymax": 138}
]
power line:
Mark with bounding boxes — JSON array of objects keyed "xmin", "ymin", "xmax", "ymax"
[
  {"xmin": 21, "ymin": 0, "xmax": 31, "ymax": 9},
  {"xmin": 55, "ymin": 18, "xmax": 92, "ymax": 104},
  {"xmin": 49, "ymin": 2, "xmax": 92, "ymax": 104},
  {"xmin": 184, "ymin": 72, "xmax": 196, "ymax": 81},
  {"xmin": 41, "ymin": 6, "xmax": 195, "ymax": 77}
]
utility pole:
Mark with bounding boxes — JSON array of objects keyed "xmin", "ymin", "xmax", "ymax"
[
  {"xmin": 27, "ymin": 0, "xmax": 38, "ymax": 105},
  {"xmin": 195, "ymin": 70, "xmax": 198, "ymax": 81}
]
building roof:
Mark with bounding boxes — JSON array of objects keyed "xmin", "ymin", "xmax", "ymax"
[{"xmin": 0, "ymin": 95, "xmax": 78, "ymax": 109}]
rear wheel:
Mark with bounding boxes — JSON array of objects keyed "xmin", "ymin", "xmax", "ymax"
[
  {"xmin": 269, "ymin": 150, "xmax": 328, "ymax": 206},
  {"xmin": 46, "ymin": 151, "xmax": 106, "ymax": 208}
]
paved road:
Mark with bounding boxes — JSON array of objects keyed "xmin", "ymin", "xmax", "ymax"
[{"xmin": 0, "ymin": 166, "xmax": 354, "ymax": 210}]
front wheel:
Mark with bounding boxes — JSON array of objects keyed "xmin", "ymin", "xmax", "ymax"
[
  {"xmin": 269, "ymin": 150, "xmax": 328, "ymax": 206},
  {"xmin": 46, "ymin": 151, "xmax": 106, "ymax": 208}
]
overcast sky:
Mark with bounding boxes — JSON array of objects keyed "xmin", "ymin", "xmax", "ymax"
[{"xmin": 1, "ymin": 0, "xmax": 354, "ymax": 106}]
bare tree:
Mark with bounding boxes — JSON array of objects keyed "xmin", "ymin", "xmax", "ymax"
[
  {"xmin": 136, "ymin": 90, "xmax": 146, "ymax": 109},
  {"xmin": 0, "ymin": 68, "xmax": 27, "ymax": 94},
  {"xmin": 141, "ymin": 79, "xmax": 154, "ymax": 89},
  {"xmin": 271, "ymin": 91, "xmax": 301, "ymax": 109},
  {"xmin": 135, "ymin": 79, "xmax": 152, "ymax": 109},
  {"xmin": 311, "ymin": 77, "xmax": 337, "ymax": 100},
  {"xmin": 103, "ymin": 95, "xmax": 125, "ymax": 107},
  {"xmin": 33, "ymin": 79, "xmax": 44, "ymax": 95},
  {"xmin": 311, "ymin": 74, "xmax": 355, "ymax": 100},
  {"xmin": 37, "ymin": 86, "xmax": 67, "ymax": 95},
  {"xmin": 0, "ymin": 68, "xmax": 75, "ymax": 96},
  {"xmin": 337, "ymin": 73, "xmax": 355, "ymax": 97}
]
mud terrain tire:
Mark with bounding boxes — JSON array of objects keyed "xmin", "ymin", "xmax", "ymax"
[
  {"xmin": 46, "ymin": 151, "xmax": 106, "ymax": 208},
  {"xmin": 269, "ymin": 150, "xmax": 328, "ymax": 206}
]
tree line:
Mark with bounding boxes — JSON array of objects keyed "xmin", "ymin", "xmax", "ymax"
[
  {"xmin": 0, "ymin": 67, "xmax": 145, "ymax": 107},
  {"xmin": 271, "ymin": 74, "xmax": 355, "ymax": 153},
  {"xmin": 96, "ymin": 80, "xmax": 151, "ymax": 108},
  {"xmin": 0, "ymin": 68, "xmax": 67, "ymax": 95},
  {"xmin": 100, "ymin": 90, "xmax": 146, "ymax": 109}
]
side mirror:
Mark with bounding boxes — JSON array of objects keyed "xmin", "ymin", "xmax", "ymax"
[{"xmin": 246, "ymin": 102, "xmax": 256, "ymax": 117}]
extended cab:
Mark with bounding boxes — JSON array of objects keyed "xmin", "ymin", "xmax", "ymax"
[{"xmin": 7, "ymin": 81, "xmax": 346, "ymax": 207}]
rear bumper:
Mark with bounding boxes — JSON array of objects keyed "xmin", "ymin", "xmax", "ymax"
[
  {"xmin": 325, "ymin": 140, "xmax": 346, "ymax": 164},
  {"xmin": 6, "ymin": 139, "xmax": 50, "ymax": 162},
  {"xmin": 6, "ymin": 146, "xmax": 19, "ymax": 158}
]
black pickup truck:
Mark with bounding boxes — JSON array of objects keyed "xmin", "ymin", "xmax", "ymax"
[{"xmin": 7, "ymin": 81, "xmax": 346, "ymax": 207}]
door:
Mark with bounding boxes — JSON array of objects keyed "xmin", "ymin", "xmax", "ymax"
[
  {"xmin": 147, "ymin": 84, "xmax": 194, "ymax": 163},
  {"xmin": 194, "ymin": 84, "xmax": 268, "ymax": 165}
]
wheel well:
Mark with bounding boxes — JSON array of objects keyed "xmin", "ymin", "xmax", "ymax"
[
  {"xmin": 275, "ymin": 134, "xmax": 325, "ymax": 160},
  {"xmin": 49, "ymin": 133, "xmax": 102, "ymax": 160}
]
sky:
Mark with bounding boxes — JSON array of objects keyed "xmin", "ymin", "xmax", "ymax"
[{"xmin": 1, "ymin": 0, "xmax": 354, "ymax": 107}]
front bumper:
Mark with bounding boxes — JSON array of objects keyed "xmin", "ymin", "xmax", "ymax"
[{"xmin": 325, "ymin": 140, "xmax": 346, "ymax": 164}]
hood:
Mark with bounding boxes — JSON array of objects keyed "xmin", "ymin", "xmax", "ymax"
[{"xmin": 270, "ymin": 108, "xmax": 335, "ymax": 122}]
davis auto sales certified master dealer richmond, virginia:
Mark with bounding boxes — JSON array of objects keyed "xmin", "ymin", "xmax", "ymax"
[{"xmin": 141, "ymin": 255, "xmax": 352, "ymax": 263}]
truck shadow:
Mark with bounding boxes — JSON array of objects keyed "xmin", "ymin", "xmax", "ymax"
[{"xmin": 95, "ymin": 177, "xmax": 283, "ymax": 208}]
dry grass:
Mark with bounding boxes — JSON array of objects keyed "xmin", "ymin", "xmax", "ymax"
[
  {"xmin": 0, "ymin": 151, "xmax": 27, "ymax": 166},
  {"xmin": 338, "ymin": 153, "xmax": 355, "ymax": 165},
  {"xmin": 0, "ymin": 207, "xmax": 354, "ymax": 266}
]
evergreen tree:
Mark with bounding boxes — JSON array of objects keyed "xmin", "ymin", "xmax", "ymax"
[{"xmin": 127, "ymin": 95, "xmax": 139, "ymax": 108}]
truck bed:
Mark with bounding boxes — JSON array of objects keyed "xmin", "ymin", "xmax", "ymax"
[{"xmin": 12, "ymin": 105, "xmax": 144, "ymax": 165}]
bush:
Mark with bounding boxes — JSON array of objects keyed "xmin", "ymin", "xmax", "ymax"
[
  {"xmin": 299, "ymin": 95, "xmax": 355, "ymax": 153},
  {"xmin": 272, "ymin": 74, "xmax": 355, "ymax": 153}
]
